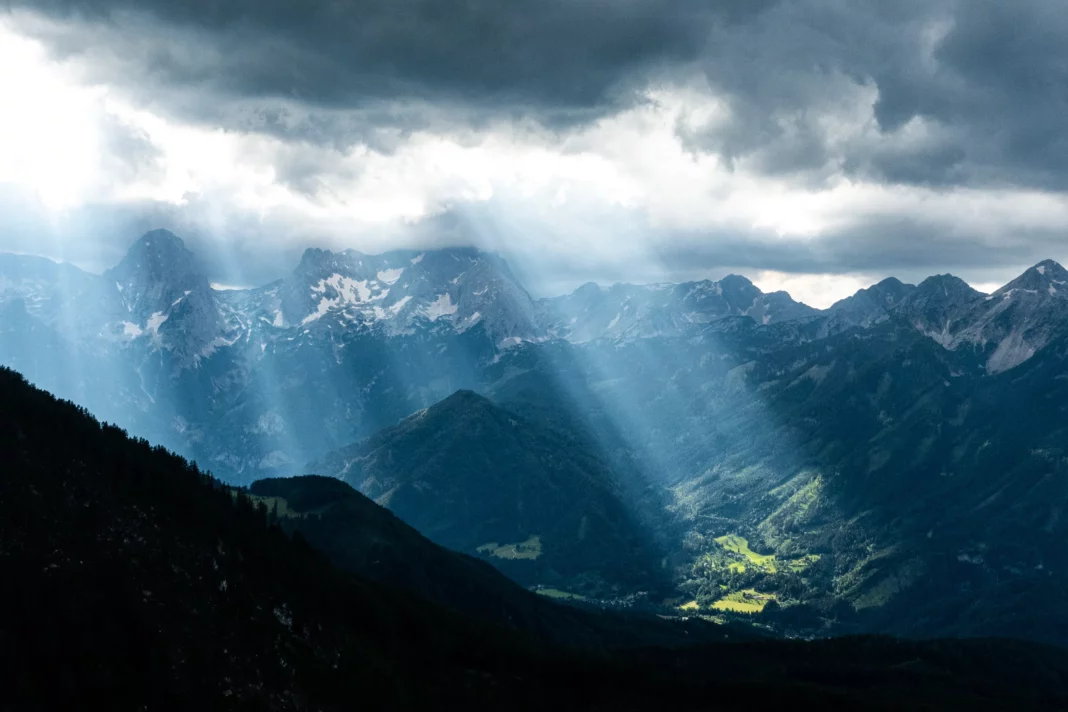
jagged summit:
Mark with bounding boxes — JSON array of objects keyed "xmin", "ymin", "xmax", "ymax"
[
  {"xmin": 915, "ymin": 273, "xmax": 980, "ymax": 294},
  {"xmin": 717, "ymin": 273, "xmax": 756, "ymax": 288},
  {"xmin": 997, "ymin": 259, "xmax": 1068, "ymax": 297},
  {"xmin": 278, "ymin": 245, "xmax": 542, "ymax": 343},
  {"xmin": 138, "ymin": 227, "xmax": 187, "ymax": 248},
  {"xmin": 540, "ymin": 272, "xmax": 816, "ymax": 341},
  {"xmin": 110, "ymin": 229, "xmax": 200, "ymax": 284},
  {"xmin": 106, "ymin": 230, "xmax": 210, "ymax": 310},
  {"xmin": 103, "ymin": 230, "xmax": 222, "ymax": 361},
  {"xmin": 903, "ymin": 274, "xmax": 984, "ymax": 313}
]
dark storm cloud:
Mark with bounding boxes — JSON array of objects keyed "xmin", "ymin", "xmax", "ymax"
[
  {"xmin": 683, "ymin": 0, "xmax": 1068, "ymax": 190},
  {"xmin": 8, "ymin": 0, "xmax": 1068, "ymax": 189},
  {"xmin": 3, "ymin": 0, "xmax": 1068, "ymax": 294},
  {"xmin": 5, "ymin": 0, "xmax": 772, "ymax": 142},
  {"xmin": 650, "ymin": 219, "xmax": 1053, "ymax": 279}
]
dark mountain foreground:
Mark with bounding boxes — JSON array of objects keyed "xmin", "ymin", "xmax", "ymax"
[{"xmin": 4, "ymin": 366, "xmax": 1068, "ymax": 711}]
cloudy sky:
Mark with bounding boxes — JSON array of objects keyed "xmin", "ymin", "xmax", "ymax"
[{"xmin": 1, "ymin": 0, "xmax": 1067, "ymax": 305}]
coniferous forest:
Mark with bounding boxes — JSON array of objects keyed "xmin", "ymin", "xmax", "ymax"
[{"xmin": 4, "ymin": 365, "xmax": 1068, "ymax": 710}]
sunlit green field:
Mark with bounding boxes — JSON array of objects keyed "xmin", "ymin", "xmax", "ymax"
[
  {"xmin": 715, "ymin": 534, "xmax": 777, "ymax": 572},
  {"xmin": 711, "ymin": 589, "xmax": 777, "ymax": 614},
  {"xmin": 712, "ymin": 533, "xmax": 819, "ymax": 574}
]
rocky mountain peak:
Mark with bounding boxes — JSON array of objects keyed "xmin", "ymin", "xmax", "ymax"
[
  {"xmin": 293, "ymin": 246, "xmax": 371, "ymax": 277},
  {"xmin": 104, "ymin": 230, "xmax": 222, "ymax": 361},
  {"xmin": 106, "ymin": 230, "xmax": 213, "ymax": 315},
  {"xmin": 997, "ymin": 259, "xmax": 1068, "ymax": 298},
  {"xmin": 915, "ymin": 273, "xmax": 979, "ymax": 295},
  {"xmin": 718, "ymin": 273, "xmax": 756, "ymax": 289},
  {"xmin": 904, "ymin": 274, "xmax": 984, "ymax": 311},
  {"xmin": 823, "ymin": 277, "xmax": 917, "ymax": 333},
  {"xmin": 279, "ymin": 246, "xmax": 541, "ymax": 344},
  {"xmin": 867, "ymin": 277, "xmax": 915, "ymax": 307}
]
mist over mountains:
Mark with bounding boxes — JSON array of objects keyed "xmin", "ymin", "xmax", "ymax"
[{"xmin": 4, "ymin": 229, "xmax": 1068, "ymax": 646}]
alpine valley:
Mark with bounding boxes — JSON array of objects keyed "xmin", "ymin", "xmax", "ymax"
[{"xmin": 4, "ymin": 228, "xmax": 1068, "ymax": 648}]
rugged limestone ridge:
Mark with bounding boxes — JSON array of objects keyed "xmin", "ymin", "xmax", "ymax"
[
  {"xmin": 823, "ymin": 276, "xmax": 917, "ymax": 332},
  {"xmin": 2, "ymin": 230, "xmax": 1068, "ymax": 483},
  {"xmin": 948, "ymin": 260, "xmax": 1068, "ymax": 373},
  {"xmin": 893, "ymin": 274, "xmax": 986, "ymax": 346},
  {"xmin": 277, "ymin": 245, "xmax": 543, "ymax": 344},
  {"xmin": 104, "ymin": 229, "xmax": 224, "ymax": 363},
  {"xmin": 539, "ymin": 273, "xmax": 818, "ymax": 342},
  {"xmin": 5, "ymin": 230, "xmax": 1064, "ymax": 371},
  {"xmin": 815, "ymin": 261, "xmax": 1068, "ymax": 373}
]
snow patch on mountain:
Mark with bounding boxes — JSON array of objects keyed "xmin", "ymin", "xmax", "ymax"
[
  {"xmin": 145, "ymin": 311, "xmax": 168, "ymax": 333},
  {"xmin": 377, "ymin": 268, "xmax": 404, "ymax": 284},
  {"xmin": 425, "ymin": 293, "xmax": 458, "ymax": 320}
]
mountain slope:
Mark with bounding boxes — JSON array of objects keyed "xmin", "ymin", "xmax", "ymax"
[
  {"xmin": 945, "ymin": 260, "xmax": 1068, "ymax": 373},
  {"xmin": 500, "ymin": 317, "xmax": 1068, "ymax": 644},
  {"xmin": 6, "ymin": 366, "xmax": 1068, "ymax": 710},
  {"xmin": 6, "ymin": 230, "xmax": 1063, "ymax": 490},
  {"xmin": 0, "ymin": 365, "xmax": 587, "ymax": 709},
  {"xmin": 0, "ymin": 234, "xmax": 546, "ymax": 481},
  {"xmin": 247, "ymin": 474, "xmax": 733, "ymax": 649},
  {"xmin": 104, "ymin": 229, "xmax": 224, "ymax": 363},
  {"xmin": 310, "ymin": 390, "xmax": 667, "ymax": 596}
]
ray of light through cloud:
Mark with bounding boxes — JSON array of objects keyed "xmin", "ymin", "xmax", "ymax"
[{"xmin": 2, "ymin": 6, "xmax": 1068, "ymax": 298}]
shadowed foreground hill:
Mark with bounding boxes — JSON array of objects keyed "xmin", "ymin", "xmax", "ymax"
[{"xmin": 4, "ymin": 366, "xmax": 1068, "ymax": 710}]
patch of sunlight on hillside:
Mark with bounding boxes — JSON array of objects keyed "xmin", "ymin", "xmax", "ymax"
[
  {"xmin": 715, "ymin": 534, "xmax": 777, "ymax": 572},
  {"xmin": 711, "ymin": 589, "xmax": 777, "ymax": 614}
]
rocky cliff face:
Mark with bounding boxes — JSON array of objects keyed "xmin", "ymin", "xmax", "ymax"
[{"xmin": 104, "ymin": 229, "xmax": 224, "ymax": 365}]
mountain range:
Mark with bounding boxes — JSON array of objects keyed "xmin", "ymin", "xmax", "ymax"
[{"xmin": 4, "ymin": 230, "xmax": 1068, "ymax": 646}]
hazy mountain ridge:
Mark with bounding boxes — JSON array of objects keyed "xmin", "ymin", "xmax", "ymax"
[
  {"xmin": 539, "ymin": 274, "xmax": 819, "ymax": 342},
  {"xmin": 3, "ymin": 230, "xmax": 1064, "ymax": 371},
  {"xmin": 1, "ymin": 228, "xmax": 1066, "ymax": 483},
  {"xmin": 4, "ymin": 230, "xmax": 1068, "ymax": 644}
]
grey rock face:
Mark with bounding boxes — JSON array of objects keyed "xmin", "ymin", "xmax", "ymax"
[{"xmin": 278, "ymin": 246, "xmax": 542, "ymax": 344}]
